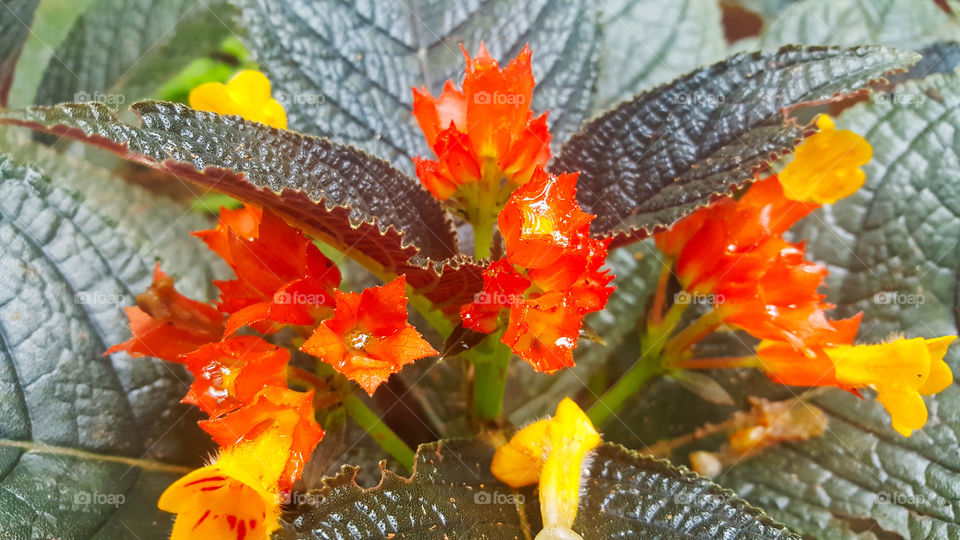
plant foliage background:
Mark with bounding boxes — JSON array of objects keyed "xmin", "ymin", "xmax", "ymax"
[{"xmin": 1, "ymin": 0, "xmax": 959, "ymax": 538}]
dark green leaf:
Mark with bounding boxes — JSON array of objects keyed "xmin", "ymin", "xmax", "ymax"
[
  {"xmin": 593, "ymin": 0, "xmax": 726, "ymax": 112},
  {"xmin": 721, "ymin": 73, "xmax": 960, "ymax": 539},
  {"xmin": 0, "ymin": 0, "xmax": 38, "ymax": 106},
  {"xmin": 0, "ymin": 101, "xmax": 484, "ymax": 314},
  {"xmin": 281, "ymin": 438, "xmax": 798, "ymax": 538},
  {"xmin": 236, "ymin": 0, "xmax": 600, "ymax": 171},
  {"xmin": 550, "ymin": 45, "xmax": 919, "ymax": 244},
  {"xmin": 0, "ymin": 129, "xmax": 220, "ymax": 538},
  {"xmin": 34, "ymin": 0, "xmax": 235, "ymax": 106}
]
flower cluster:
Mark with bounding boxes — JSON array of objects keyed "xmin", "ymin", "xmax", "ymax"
[
  {"xmin": 111, "ymin": 206, "xmax": 435, "ymax": 538},
  {"xmin": 460, "ymin": 168, "xmax": 615, "ymax": 372},
  {"xmin": 654, "ymin": 115, "xmax": 956, "ymax": 436},
  {"xmin": 412, "ymin": 44, "xmax": 550, "ymax": 205}
]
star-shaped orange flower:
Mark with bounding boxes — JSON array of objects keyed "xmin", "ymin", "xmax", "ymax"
[{"xmin": 301, "ymin": 277, "xmax": 438, "ymax": 395}]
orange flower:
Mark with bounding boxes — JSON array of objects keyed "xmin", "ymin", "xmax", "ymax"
[
  {"xmin": 459, "ymin": 259, "xmax": 530, "ymax": 334},
  {"xmin": 200, "ymin": 386, "xmax": 324, "ymax": 491},
  {"xmin": 181, "ymin": 336, "xmax": 290, "ymax": 418},
  {"xmin": 412, "ymin": 44, "xmax": 550, "ymax": 213},
  {"xmin": 301, "ymin": 277, "xmax": 438, "ymax": 395},
  {"xmin": 656, "ymin": 177, "xmax": 836, "ymax": 347},
  {"xmin": 106, "ymin": 265, "xmax": 224, "ymax": 362},
  {"xmin": 194, "ymin": 205, "xmax": 341, "ymax": 335},
  {"xmin": 460, "ymin": 169, "xmax": 614, "ymax": 373}
]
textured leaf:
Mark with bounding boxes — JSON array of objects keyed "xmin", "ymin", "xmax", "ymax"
[
  {"xmin": 281, "ymin": 438, "xmax": 798, "ymax": 539},
  {"xmin": 551, "ymin": 45, "xmax": 919, "ymax": 244},
  {"xmin": 0, "ymin": 129, "xmax": 221, "ymax": 538},
  {"xmin": 720, "ymin": 73, "xmax": 960, "ymax": 539},
  {"xmin": 33, "ymin": 0, "xmax": 234, "ymax": 106},
  {"xmin": 593, "ymin": 0, "xmax": 726, "ymax": 112},
  {"xmin": 236, "ymin": 0, "xmax": 600, "ymax": 171},
  {"xmin": 757, "ymin": 0, "xmax": 960, "ymax": 50},
  {"xmin": 0, "ymin": 101, "xmax": 484, "ymax": 314},
  {"xmin": 0, "ymin": 0, "xmax": 38, "ymax": 106}
]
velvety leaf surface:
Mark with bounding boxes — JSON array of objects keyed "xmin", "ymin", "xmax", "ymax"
[
  {"xmin": 551, "ymin": 45, "xmax": 919, "ymax": 244},
  {"xmin": 0, "ymin": 130, "xmax": 220, "ymax": 538},
  {"xmin": 235, "ymin": 0, "xmax": 600, "ymax": 170},
  {"xmin": 281, "ymin": 439, "xmax": 799, "ymax": 539},
  {"xmin": 757, "ymin": 0, "xmax": 960, "ymax": 50},
  {"xmin": 0, "ymin": 101, "xmax": 484, "ymax": 314},
  {"xmin": 0, "ymin": 0, "xmax": 38, "ymax": 106},
  {"xmin": 593, "ymin": 0, "xmax": 726, "ymax": 112},
  {"xmin": 33, "ymin": 0, "xmax": 234, "ymax": 106},
  {"xmin": 720, "ymin": 73, "xmax": 960, "ymax": 539}
]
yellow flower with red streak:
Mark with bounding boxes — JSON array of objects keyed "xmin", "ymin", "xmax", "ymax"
[
  {"xmin": 159, "ymin": 422, "xmax": 290, "ymax": 540},
  {"xmin": 491, "ymin": 397, "xmax": 600, "ymax": 540},
  {"xmin": 189, "ymin": 70, "xmax": 288, "ymax": 129},
  {"xmin": 194, "ymin": 205, "xmax": 341, "ymax": 336},
  {"xmin": 460, "ymin": 169, "xmax": 614, "ymax": 372},
  {"xmin": 301, "ymin": 277, "xmax": 438, "ymax": 395},
  {"xmin": 412, "ymin": 44, "xmax": 550, "ymax": 214},
  {"xmin": 758, "ymin": 335, "xmax": 956, "ymax": 436}
]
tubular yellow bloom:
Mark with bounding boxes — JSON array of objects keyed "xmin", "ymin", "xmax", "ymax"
[
  {"xmin": 158, "ymin": 424, "xmax": 290, "ymax": 540},
  {"xmin": 778, "ymin": 114, "xmax": 872, "ymax": 204},
  {"xmin": 189, "ymin": 70, "xmax": 288, "ymax": 129},
  {"xmin": 826, "ymin": 335, "xmax": 955, "ymax": 437},
  {"xmin": 491, "ymin": 397, "xmax": 600, "ymax": 540}
]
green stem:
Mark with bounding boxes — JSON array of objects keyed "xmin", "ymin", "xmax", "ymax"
[
  {"xmin": 588, "ymin": 354, "xmax": 664, "ymax": 427},
  {"xmin": 467, "ymin": 331, "xmax": 512, "ymax": 422},
  {"xmin": 667, "ymin": 356, "xmax": 760, "ymax": 371},
  {"xmin": 587, "ymin": 290, "xmax": 688, "ymax": 426},
  {"xmin": 343, "ymin": 393, "xmax": 415, "ymax": 472}
]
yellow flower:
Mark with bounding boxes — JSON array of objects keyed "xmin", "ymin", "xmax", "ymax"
[
  {"xmin": 827, "ymin": 336, "xmax": 955, "ymax": 436},
  {"xmin": 189, "ymin": 70, "xmax": 288, "ymax": 129},
  {"xmin": 158, "ymin": 425, "xmax": 290, "ymax": 540},
  {"xmin": 491, "ymin": 397, "xmax": 600, "ymax": 540},
  {"xmin": 778, "ymin": 114, "xmax": 872, "ymax": 204}
]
